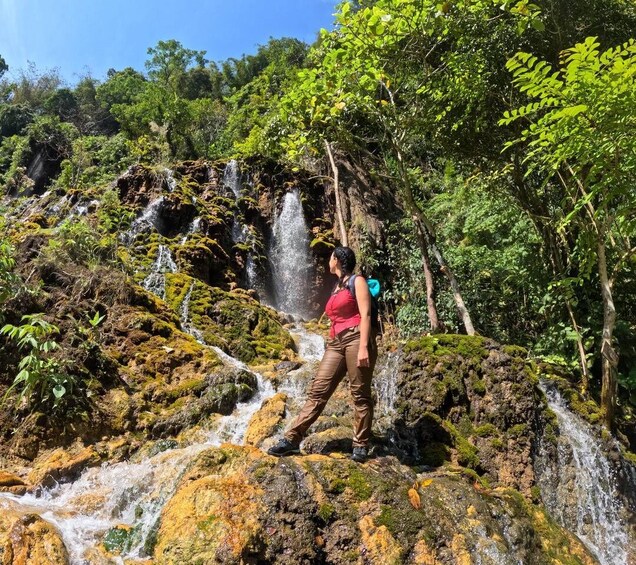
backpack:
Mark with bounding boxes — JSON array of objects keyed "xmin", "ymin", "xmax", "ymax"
[{"xmin": 347, "ymin": 275, "xmax": 382, "ymax": 334}]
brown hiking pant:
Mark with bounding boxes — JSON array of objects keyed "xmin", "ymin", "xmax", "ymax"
[{"xmin": 285, "ymin": 326, "xmax": 377, "ymax": 448}]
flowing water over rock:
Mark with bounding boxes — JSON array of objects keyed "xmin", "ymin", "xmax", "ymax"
[
  {"xmin": 270, "ymin": 190, "xmax": 312, "ymax": 318},
  {"xmin": 223, "ymin": 159, "xmax": 241, "ymax": 200},
  {"xmin": 373, "ymin": 350, "xmax": 400, "ymax": 428},
  {"xmin": 120, "ymin": 197, "xmax": 165, "ymax": 245},
  {"xmin": 142, "ymin": 245, "xmax": 177, "ymax": 300},
  {"xmin": 0, "ymin": 320, "xmax": 321, "ymax": 564},
  {"xmin": 179, "ymin": 216, "xmax": 201, "ymax": 244},
  {"xmin": 536, "ymin": 383, "xmax": 632, "ymax": 565},
  {"xmin": 224, "ymin": 160, "xmax": 260, "ymax": 290}
]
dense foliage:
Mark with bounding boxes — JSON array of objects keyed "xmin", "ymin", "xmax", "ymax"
[{"xmin": 0, "ymin": 0, "xmax": 635, "ymax": 425}]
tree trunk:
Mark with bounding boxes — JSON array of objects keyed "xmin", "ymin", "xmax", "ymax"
[
  {"xmin": 564, "ymin": 299, "xmax": 591, "ymax": 394},
  {"xmin": 397, "ymin": 159, "xmax": 475, "ymax": 335},
  {"xmin": 412, "ymin": 217, "xmax": 441, "ymax": 332},
  {"xmin": 597, "ymin": 238, "xmax": 618, "ymax": 430},
  {"xmin": 324, "ymin": 141, "xmax": 348, "ymax": 247}
]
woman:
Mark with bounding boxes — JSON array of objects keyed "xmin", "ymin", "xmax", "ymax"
[{"xmin": 268, "ymin": 246, "xmax": 377, "ymax": 462}]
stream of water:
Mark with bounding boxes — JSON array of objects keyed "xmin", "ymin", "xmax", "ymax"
[
  {"xmin": 536, "ymin": 384, "xmax": 632, "ymax": 565},
  {"xmin": 270, "ymin": 190, "xmax": 311, "ymax": 318}
]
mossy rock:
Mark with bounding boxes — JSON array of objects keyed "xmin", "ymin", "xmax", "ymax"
[
  {"xmin": 165, "ymin": 274, "xmax": 295, "ymax": 364},
  {"xmin": 392, "ymin": 336, "xmax": 543, "ymax": 492}
]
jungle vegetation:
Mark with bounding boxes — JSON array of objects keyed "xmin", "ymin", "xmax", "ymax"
[{"xmin": 1, "ymin": 0, "xmax": 635, "ymax": 428}]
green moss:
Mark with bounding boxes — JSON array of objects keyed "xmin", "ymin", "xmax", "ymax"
[
  {"xmin": 375, "ymin": 505, "xmax": 397, "ymax": 534},
  {"xmin": 507, "ymin": 424, "xmax": 528, "ymax": 438},
  {"xmin": 403, "ymin": 336, "xmax": 490, "ymax": 386},
  {"xmin": 329, "ymin": 477, "xmax": 347, "ymax": 494},
  {"xmin": 103, "ymin": 526, "xmax": 136, "ymax": 554},
  {"xmin": 318, "ymin": 503, "xmax": 336, "ymax": 522},
  {"xmin": 471, "ymin": 377, "xmax": 487, "ymax": 395},
  {"xmin": 455, "ymin": 415, "xmax": 472, "ymax": 437},
  {"xmin": 502, "ymin": 345, "xmax": 527, "ymax": 358},
  {"xmin": 474, "ymin": 424, "xmax": 498, "ymax": 438},
  {"xmin": 420, "ymin": 442, "xmax": 450, "ymax": 467},
  {"xmin": 444, "ymin": 421, "xmax": 480, "ymax": 469},
  {"xmin": 491, "ymin": 438, "xmax": 504, "ymax": 450},
  {"xmin": 347, "ymin": 467, "xmax": 373, "ymax": 500},
  {"xmin": 530, "ymin": 485, "xmax": 542, "ymax": 503},
  {"xmin": 623, "ymin": 450, "xmax": 636, "ymax": 465}
]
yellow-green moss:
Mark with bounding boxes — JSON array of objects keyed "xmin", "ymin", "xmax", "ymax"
[{"xmin": 474, "ymin": 424, "xmax": 498, "ymax": 438}]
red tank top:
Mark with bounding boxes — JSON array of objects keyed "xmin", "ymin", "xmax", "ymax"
[{"xmin": 325, "ymin": 287, "xmax": 361, "ymax": 338}]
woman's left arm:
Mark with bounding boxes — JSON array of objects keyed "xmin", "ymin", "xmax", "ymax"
[{"xmin": 355, "ymin": 276, "xmax": 371, "ymax": 367}]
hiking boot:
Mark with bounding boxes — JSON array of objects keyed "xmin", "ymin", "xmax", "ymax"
[
  {"xmin": 267, "ymin": 438, "xmax": 300, "ymax": 457},
  {"xmin": 351, "ymin": 447, "xmax": 368, "ymax": 463}
]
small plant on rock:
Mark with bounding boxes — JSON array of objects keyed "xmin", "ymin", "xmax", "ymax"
[{"xmin": 1, "ymin": 313, "xmax": 74, "ymax": 410}]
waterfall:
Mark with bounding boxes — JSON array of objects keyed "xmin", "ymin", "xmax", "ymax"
[
  {"xmin": 207, "ymin": 346, "xmax": 276, "ymax": 445},
  {"xmin": 223, "ymin": 160, "xmax": 259, "ymax": 290},
  {"xmin": 142, "ymin": 245, "xmax": 177, "ymax": 300},
  {"xmin": 373, "ymin": 350, "xmax": 400, "ymax": 423},
  {"xmin": 291, "ymin": 324, "xmax": 325, "ymax": 362},
  {"xmin": 0, "ymin": 301, "xmax": 325, "ymax": 563},
  {"xmin": 120, "ymin": 197, "xmax": 165, "ymax": 245},
  {"xmin": 180, "ymin": 216, "xmax": 201, "ymax": 245},
  {"xmin": 178, "ymin": 281, "xmax": 205, "ymax": 343},
  {"xmin": 270, "ymin": 191, "xmax": 312, "ymax": 318},
  {"xmin": 162, "ymin": 168, "xmax": 177, "ymax": 193},
  {"xmin": 0, "ymin": 444, "xmax": 207, "ymax": 563},
  {"xmin": 536, "ymin": 384, "xmax": 632, "ymax": 565}
]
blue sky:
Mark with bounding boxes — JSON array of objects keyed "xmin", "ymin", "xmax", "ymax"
[{"xmin": 0, "ymin": 0, "xmax": 338, "ymax": 84}]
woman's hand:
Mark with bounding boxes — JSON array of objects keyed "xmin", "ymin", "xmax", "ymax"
[{"xmin": 357, "ymin": 344, "xmax": 369, "ymax": 368}]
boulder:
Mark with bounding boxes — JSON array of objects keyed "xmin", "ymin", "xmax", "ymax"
[
  {"xmin": 393, "ymin": 336, "xmax": 541, "ymax": 493},
  {"xmin": 27, "ymin": 446, "xmax": 100, "ymax": 488},
  {"xmin": 245, "ymin": 393, "xmax": 288, "ymax": 447},
  {"xmin": 0, "ymin": 512, "xmax": 69, "ymax": 565},
  {"xmin": 149, "ymin": 445, "xmax": 596, "ymax": 564}
]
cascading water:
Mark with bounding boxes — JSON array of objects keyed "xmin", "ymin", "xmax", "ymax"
[
  {"xmin": 120, "ymin": 196, "xmax": 165, "ymax": 245},
  {"xmin": 142, "ymin": 245, "xmax": 177, "ymax": 300},
  {"xmin": 178, "ymin": 281, "xmax": 205, "ymax": 343},
  {"xmin": 536, "ymin": 384, "xmax": 632, "ymax": 565},
  {"xmin": 0, "ymin": 168, "xmax": 325, "ymax": 563},
  {"xmin": 0, "ymin": 297, "xmax": 321, "ymax": 563},
  {"xmin": 223, "ymin": 159, "xmax": 241, "ymax": 200},
  {"xmin": 161, "ymin": 168, "xmax": 177, "ymax": 193},
  {"xmin": 373, "ymin": 350, "xmax": 400, "ymax": 425},
  {"xmin": 180, "ymin": 216, "xmax": 201, "ymax": 245},
  {"xmin": 270, "ymin": 190, "xmax": 312, "ymax": 318},
  {"xmin": 224, "ymin": 160, "xmax": 260, "ymax": 290}
]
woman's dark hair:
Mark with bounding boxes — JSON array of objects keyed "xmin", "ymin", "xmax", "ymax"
[{"xmin": 333, "ymin": 246, "xmax": 356, "ymax": 284}]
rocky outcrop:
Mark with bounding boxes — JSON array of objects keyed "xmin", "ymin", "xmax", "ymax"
[
  {"xmin": 0, "ymin": 512, "xmax": 69, "ymax": 565},
  {"xmin": 244, "ymin": 392, "xmax": 288, "ymax": 447},
  {"xmin": 392, "ymin": 335, "xmax": 541, "ymax": 494},
  {"xmin": 151, "ymin": 445, "xmax": 596, "ymax": 564}
]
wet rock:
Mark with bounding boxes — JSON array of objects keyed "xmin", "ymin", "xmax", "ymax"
[
  {"xmin": 152, "ymin": 368, "xmax": 257, "ymax": 439},
  {"xmin": 149, "ymin": 445, "xmax": 596, "ymax": 565},
  {"xmin": 0, "ymin": 472, "xmax": 25, "ymax": 488},
  {"xmin": 245, "ymin": 393, "xmax": 288, "ymax": 447},
  {"xmin": 27, "ymin": 445, "xmax": 100, "ymax": 488},
  {"xmin": 274, "ymin": 360, "xmax": 302, "ymax": 374},
  {"xmin": 153, "ymin": 447, "xmax": 267, "ymax": 563},
  {"xmin": 116, "ymin": 165, "xmax": 163, "ymax": 208},
  {"xmin": 359, "ymin": 514, "xmax": 403, "ymax": 564},
  {"xmin": 0, "ymin": 512, "xmax": 69, "ymax": 565},
  {"xmin": 302, "ymin": 426, "xmax": 353, "ymax": 455}
]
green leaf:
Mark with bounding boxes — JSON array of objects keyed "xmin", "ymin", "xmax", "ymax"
[{"xmin": 53, "ymin": 384, "xmax": 66, "ymax": 399}]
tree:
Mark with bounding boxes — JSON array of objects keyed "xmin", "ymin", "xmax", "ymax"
[{"xmin": 501, "ymin": 37, "xmax": 636, "ymax": 428}]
